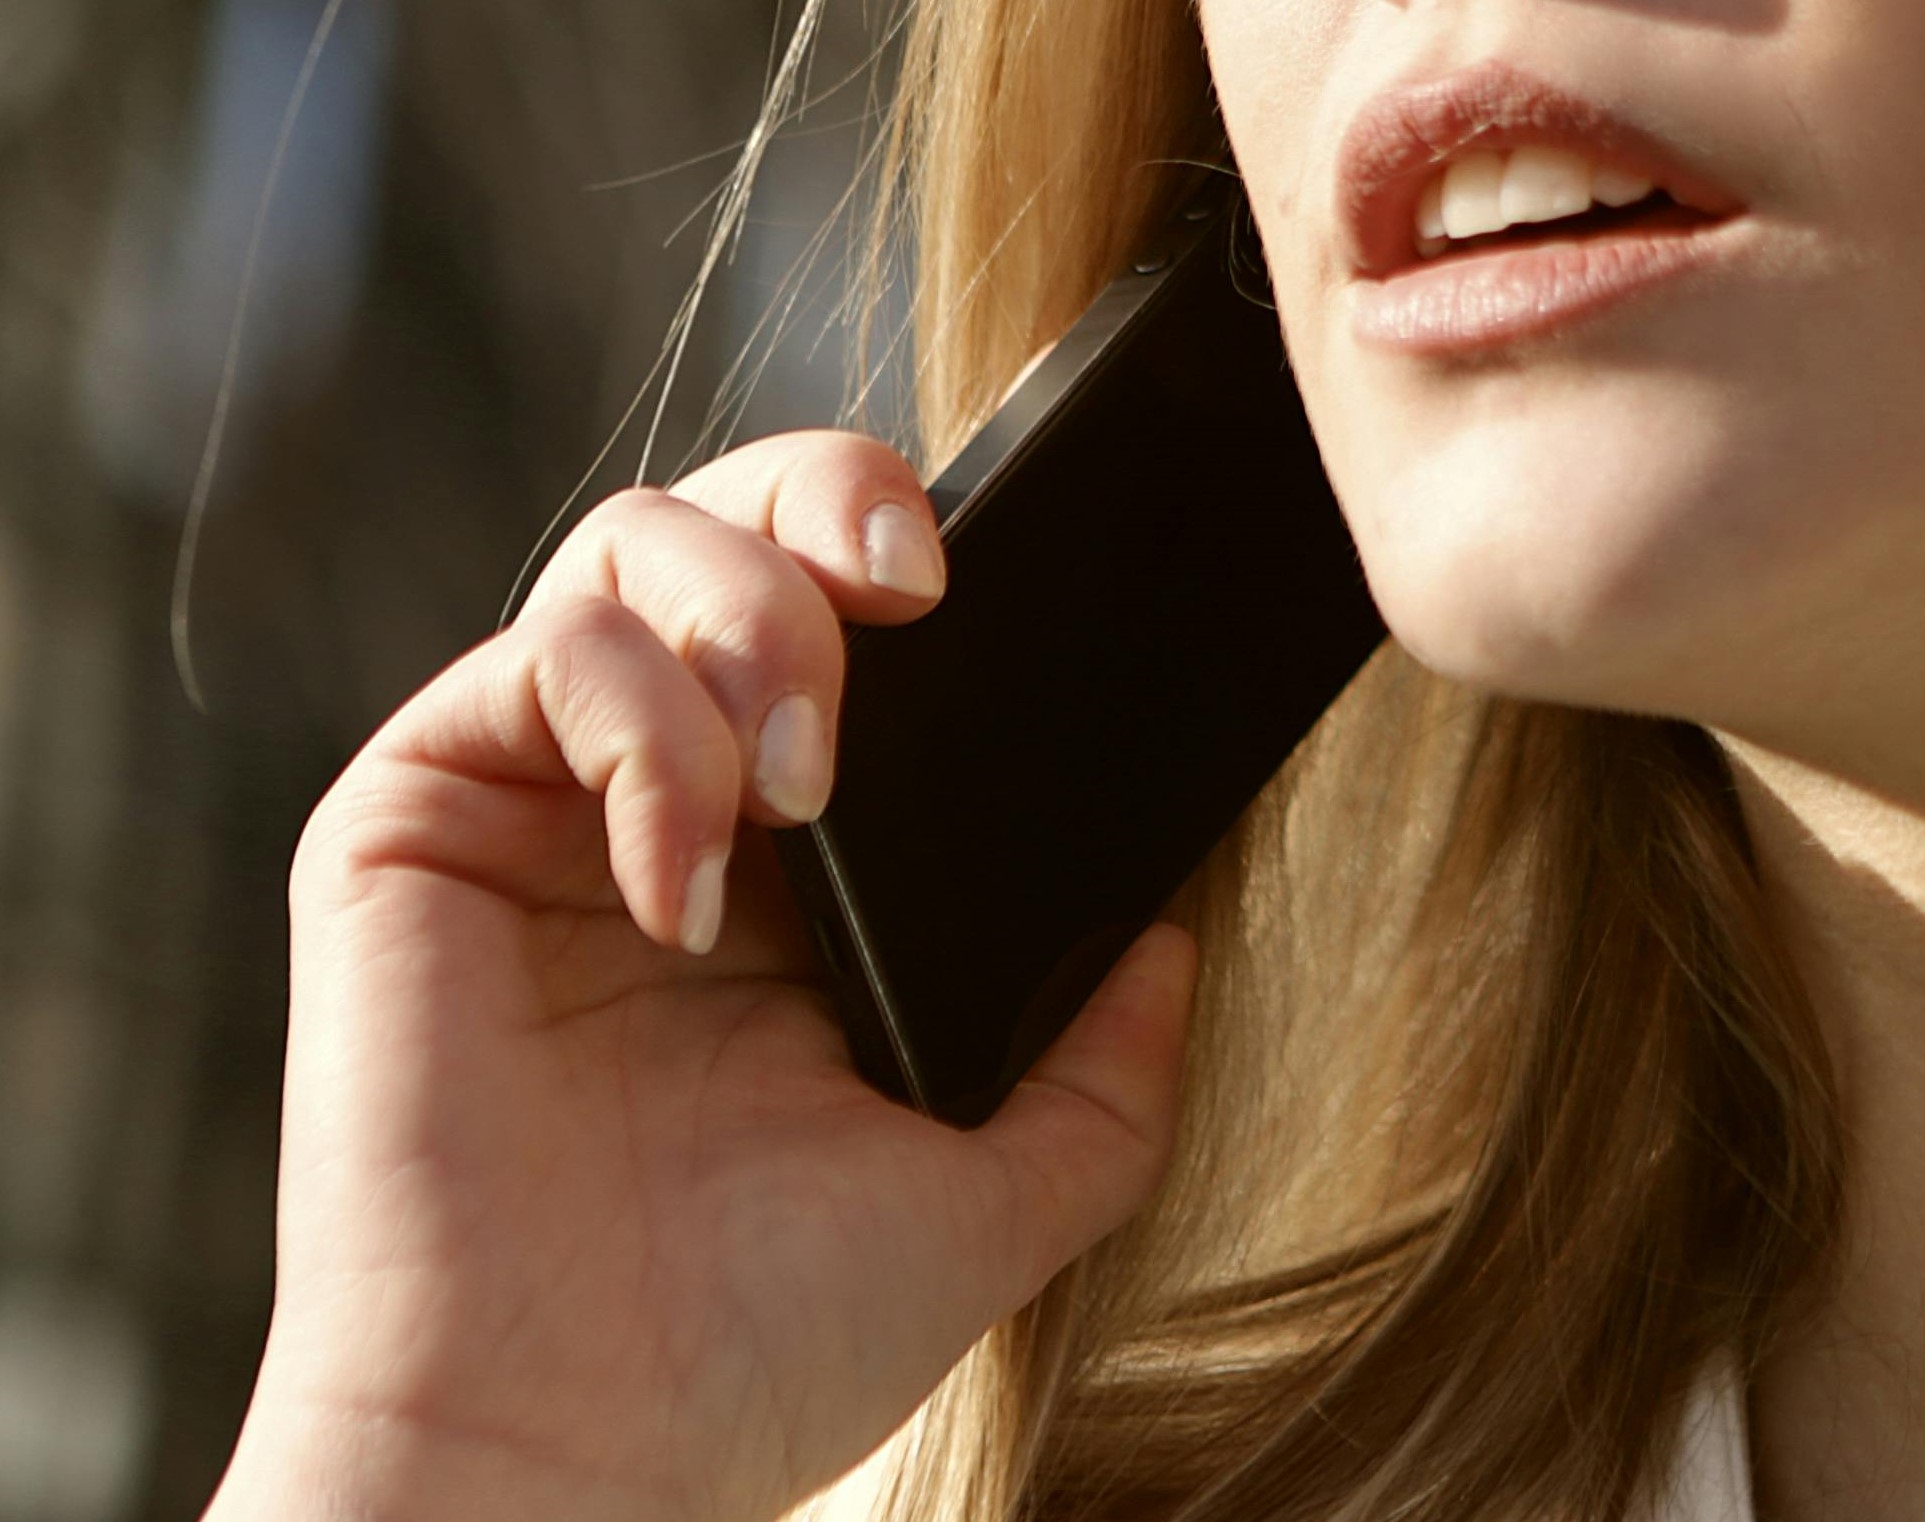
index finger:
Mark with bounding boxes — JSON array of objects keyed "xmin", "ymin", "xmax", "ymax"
[{"xmin": 667, "ymin": 430, "xmax": 947, "ymax": 625}]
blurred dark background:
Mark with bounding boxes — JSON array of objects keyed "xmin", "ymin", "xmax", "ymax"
[{"xmin": 0, "ymin": 1, "xmax": 904, "ymax": 1515}]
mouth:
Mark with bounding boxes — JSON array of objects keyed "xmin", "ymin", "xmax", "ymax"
[
  {"xmin": 1333, "ymin": 59, "xmax": 1750, "ymax": 354},
  {"xmin": 1346, "ymin": 195, "xmax": 1750, "ymax": 356},
  {"xmin": 1410, "ymin": 188, "xmax": 1712, "ymax": 268},
  {"xmin": 1337, "ymin": 60, "xmax": 1747, "ymax": 282}
]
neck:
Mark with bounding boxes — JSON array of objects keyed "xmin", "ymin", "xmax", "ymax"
[{"xmin": 1715, "ymin": 735, "xmax": 1925, "ymax": 1522}]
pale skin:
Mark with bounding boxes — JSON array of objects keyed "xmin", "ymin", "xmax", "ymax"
[
  {"xmin": 204, "ymin": 8, "xmax": 1925, "ymax": 1522},
  {"xmin": 201, "ymin": 441, "xmax": 1201, "ymax": 1522},
  {"xmin": 1199, "ymin": 1, "xmax": 1925, "ymax": 1519}
]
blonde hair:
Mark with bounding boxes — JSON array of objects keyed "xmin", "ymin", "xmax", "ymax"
[{"xmin": 703, "ymin": 3, "xmax": 1847, "ymax": 1518}]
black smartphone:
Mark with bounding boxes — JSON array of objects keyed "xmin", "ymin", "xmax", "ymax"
[{"xmin": 773, "ymin": 173, "xmax": 1386, "ymax": 1129}]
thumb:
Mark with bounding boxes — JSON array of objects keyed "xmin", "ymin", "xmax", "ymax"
[{"xmin": 968, "ymin": 921, "xmax": 1199, "ymax": 1305}]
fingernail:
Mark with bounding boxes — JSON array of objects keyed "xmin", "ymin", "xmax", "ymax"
[
  {"xmin": 679, "ymin": 847, "xmax": 731, "ymax": 956},
  {"xmin": 861, "ymin": 502, "xmax": 945, "ymax": 599},
  {"xmin": 755, "ymin": 692, "xmax": 833, "ymax": 822}
]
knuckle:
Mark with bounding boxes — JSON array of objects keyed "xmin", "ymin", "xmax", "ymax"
[
  {"xmin": 529, "ymin": 536, "xmax": 846, "ymax": 739},
  {"xmin": 672, "ymin": 430, "xmax": 926, "ymax": 532},
  {"xmin": 525, "ymin": 493, "xmax": 639, "ymax": 601},
  {"xmin": 528, "ymin": 602, "xmax": 742, "ymax": 792},
  {"xmin": 662, "ymin": 536, "xmax": 843, "ymax": 670},
  {"xmin": 619, "ymin": 740, "xmax": 739, "ymax": 847},
  {"xmin": 684, "ymin": 582, "xmax": 844, "ymax": 705},
  {"xmin": 535, "ymin": 488, "xmax": 695, "ymax": 607},
  {"xmin": 582, "ymin": 486, "xmax": 680, "ymax": 547},
  {"xmin": 601, "ymin": 723, "xmax": 742, "ymax": 877},
  {"xmin": 539, "ymin": 593, "xmax": 643, "ymax": 656},
  {"xmin": 583, "ymin": 494, "xmax": 814, "ymax": 631},
  {"xmin": 659, "ymin": 719, "xmax": 743, "ymax": 807},
  {"xmin": 286, "ymin": 801, "xmax": 340, "ymax": 911},
  {"xmin": 287, "ymin": 780, "xmax": 398, "ymax": 912},
  {"xmin": 788, "ymin": 427, "xmax": 918, "ymax": 478},
  {"xmin": 712, "ymin": 546, "xmax": 837, "ymax": 642},
  {"xmin": 778, "ymin": 430, "xmax": 926, "ymax": 514}
]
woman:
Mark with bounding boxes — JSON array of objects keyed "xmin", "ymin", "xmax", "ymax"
[{"xmin": 202, "ymin": 1, "xmax": 1925, "ymax": 1519}]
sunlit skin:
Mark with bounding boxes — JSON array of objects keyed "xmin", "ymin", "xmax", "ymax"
[
  {"xmin": 202, "ymin": 437, "xmax": 1202, "ymax": 1522},
  {"xmin": 201, "ymin": 7, "xmax": 1925, "ymax": 1521},
  {"xmin": 1197, "ymin": 3, "xmax": 1925, "ymax": 1518}
]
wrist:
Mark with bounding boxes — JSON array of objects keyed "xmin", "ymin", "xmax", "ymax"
[{"xmin": 203, "ymin": 1379, "xmax": 696, "ymax": 1522}]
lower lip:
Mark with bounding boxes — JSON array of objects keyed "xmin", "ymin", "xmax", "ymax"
[{"xmin": 1347, "ymin": 213, "xmax": 1746, "ymax": 356}]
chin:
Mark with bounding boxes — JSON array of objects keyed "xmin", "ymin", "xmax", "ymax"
[
  {"xmin": 1364, "ymin": 560, "xmax": 1609, "ymax": 706},
  {"xmin": 1340, "ymin": 453, "xmax": 1737, "ymax": 714}
]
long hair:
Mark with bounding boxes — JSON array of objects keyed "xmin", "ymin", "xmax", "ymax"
[{"xmin": 716, "ymin": 3, "xmax": 1847, "ymax": 1518}]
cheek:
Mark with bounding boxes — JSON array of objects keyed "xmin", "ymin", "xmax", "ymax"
[{"xmin": 1197, "ymin": 2, "xmax": 1335, "ymax": 231}]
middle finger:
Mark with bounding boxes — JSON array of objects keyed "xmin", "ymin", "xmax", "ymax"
[{"xmin": 520, "ymin": 491, "xmax": 847, "ymax": 828}]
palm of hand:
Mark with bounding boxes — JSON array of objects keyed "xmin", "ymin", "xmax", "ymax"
[
  {"xmin": 244, "ymin": 448, "xmax": 1195, "ymax": 1522},
  {"xmin": 275, "ymin": 817, "xmax": 1033, "ymax": 1522}
]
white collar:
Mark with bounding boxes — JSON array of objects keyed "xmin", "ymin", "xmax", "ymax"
[{"xmin": 1640, "ymin": 1352, "xmax": 1756, "ymax": 1522}]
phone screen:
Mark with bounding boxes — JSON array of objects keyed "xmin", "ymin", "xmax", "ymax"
[{"xmin": 774, "ymin": 175, "xmax": 1386, "ymax": 1128}]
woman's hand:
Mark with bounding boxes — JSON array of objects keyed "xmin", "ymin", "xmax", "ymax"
[{"xmin": 204, "ymin": 432, "xmax": 1199, "ymax": 1522}]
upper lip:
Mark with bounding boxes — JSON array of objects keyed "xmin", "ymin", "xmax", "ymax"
[{"xmin": 1336, "ymin": 59, "xmax": 1746, "ymax": 279}]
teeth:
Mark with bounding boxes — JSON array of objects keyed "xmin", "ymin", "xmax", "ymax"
[
  {"xmin": 1416, "ymin": 147, "xmax": 1661, "ymax": 260},
  {"xmin": 1591, "ymin": 165, "xmax": 1656, "ymax": 207},
  {"xmin": 1416, "ymin": 176, "xmax": 1447, "ymax": 241},
  {"xmin": 1415, "ymin": 176, "xmax": 1448, "ymax": 258},
  {"xmin": 1498, "ymin": 146, "xmax": 1593, "ymax": 226},
  {"xmin": 1440, "ymin": 152, "xmax": 1508, "ymax": 241}
]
